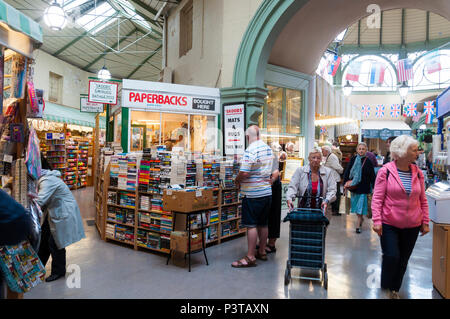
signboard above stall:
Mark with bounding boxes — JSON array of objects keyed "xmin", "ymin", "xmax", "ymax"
[
  {"xmin": 223, "ymin": 103, "xmax": 246, "ymax": 155},
  {"xmin": 80, "ymin": 95, "xmax": 104, "ymax": 113},
  {"xmin": 121, "ymin": 79, "xmax": 220, "ymax": 114},
  {"xmin": 437, "ymin": 86, "xmax": 450, "ymax": 119},
  {"xmin": 88, "ymin": 80, "xmax": 118, "ymax": 105}
]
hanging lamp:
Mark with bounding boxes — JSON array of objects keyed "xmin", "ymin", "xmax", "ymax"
[
  {"xmin": 43, "ymin": 1, "xmax": 68, "ymax": 31},
  {"xmin": 342, "ymin": 80, "xmax": 353, "ymax": 96}
]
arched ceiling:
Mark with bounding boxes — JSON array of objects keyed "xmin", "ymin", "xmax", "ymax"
[
  {"xmin": 5, "ymin": 0, "xmax": 181, "ymax": 81},
  {"xmin": 269, "ymin": 0, "xmax": 450, "ymax": 75}
]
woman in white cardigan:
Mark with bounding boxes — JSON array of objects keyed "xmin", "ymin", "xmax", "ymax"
[{"xmin": 286, "ymin": 148, "xmax": 337, "ymax": 211}]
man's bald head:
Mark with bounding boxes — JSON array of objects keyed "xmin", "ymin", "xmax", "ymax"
[{"xmin": 246, "ymin": 125, "xmax": 260, "ymax": 144}]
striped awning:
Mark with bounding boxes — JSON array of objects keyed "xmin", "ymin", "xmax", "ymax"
[
  {"xmin": 0, "ymin": 0, "xmax": 43, "ymax": 44},
  {"xmin": 43, "ymin": 102, "xmax": 106, "ymax": 129},
  {"xmin": 316, "ymin": 76, "xmax": 362, "ymax": 120}
]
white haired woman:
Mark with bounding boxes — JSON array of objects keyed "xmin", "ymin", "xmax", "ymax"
[
  {"xmin": 286, "ymin": 148, "xmax": 336, "ymax": 211},
  {"xmin": 343, "ymin": 142, "xmax": 376, "ymax": 233},
  {"xmin": 371, "ymin": 135, "xmax": 429, "ymax": 299}
]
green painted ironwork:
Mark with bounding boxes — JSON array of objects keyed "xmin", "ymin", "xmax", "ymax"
[
  {"xmin": 83, "ymin": 28, "xmax": 139, "ymax": 70},
  {"xmin": 121, "ymin": 107, "xmax": 129, "ymax": 152},
  {"xmin": 127, "ymin": 44, "xmax": 162, "ymax": 78}
]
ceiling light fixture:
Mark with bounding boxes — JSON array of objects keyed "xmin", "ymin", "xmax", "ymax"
[
  {"xmin": 97, "ymin": 65, "xmax": 111, "ymax": 81},
  {"xmin": 43, "ymin": 1, "xmax": 68, "ymax": 31},
  {"xmin": 343, "ymin": 80, "xmax": 353, "ymax": 96}
]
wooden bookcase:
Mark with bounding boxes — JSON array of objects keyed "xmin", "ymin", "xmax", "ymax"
[{"xmin": 95, "ymin": 167, "xmax": 246, "ymax": 255}]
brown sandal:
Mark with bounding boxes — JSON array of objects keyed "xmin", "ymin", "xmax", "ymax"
[
  {"xmin": 231, "ymin": 256, "xmax": 257, "ymax": 268},
  {"xmin": 255, "ymin": 251, "xmax": 268, "ymax": 261}
]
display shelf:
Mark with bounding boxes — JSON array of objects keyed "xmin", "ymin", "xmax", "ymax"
[
  {"xmin": 97, "ymin": 157, "xmax": 245, "ymax": 256},
  {"xmin": 105, "ymin": 236, "xmax": 134, "ymax": 246}
]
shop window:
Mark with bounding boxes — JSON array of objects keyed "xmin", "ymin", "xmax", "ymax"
[
  {"xmin": 130, "ymin": 111, "xmax": 161, "ymax": 151},
  {"xmin": 162, "ymin": 113, "xmax": 189, "ymax": 151},
  {"xmin": 286, "ymin": 89, "xmax": 301, "ymax": 135},
  {"xmin": 179, "ymin": 0, "xmax": 193, "ymax": 57},
  {"xmin": 265, "ymin": 86, "xmax": 283, "ymax": 133},
  {"xmin": 190, "ymin": 115, "xmax": 216, "ymax": 153},
  {"xmin": 49, "ymin": 72, "xmax": 63, "ymax": 103}
]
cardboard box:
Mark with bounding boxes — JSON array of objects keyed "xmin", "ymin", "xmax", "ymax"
[
  {"xmin": 170, "ymin": 230, "xmax": 203, "ymax": 253},
  {"xmin": 163, "ymin": 188, "xmax": 214, "ymax": 212}
]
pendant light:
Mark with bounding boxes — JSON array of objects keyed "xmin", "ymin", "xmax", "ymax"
[
  {"xmin": 98, "ymin": 65, "xmax": 111, "ymax": 81},
  {"xmin": 43, "ymin": 1, "xmax": 68, "ymax": 31},
  {"xmin": 342, "ymin": 80, "xmax": 353, "ymax": 96}
]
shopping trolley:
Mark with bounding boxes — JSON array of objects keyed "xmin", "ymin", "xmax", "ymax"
[{"xmin": 283, "ymin": 196, "xmax": 329, "ymax": 289}]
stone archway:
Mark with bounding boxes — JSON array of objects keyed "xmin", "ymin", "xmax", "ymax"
[{"xmin": 221, "ymin": 0, "xmax": 450, "ymax": 127}]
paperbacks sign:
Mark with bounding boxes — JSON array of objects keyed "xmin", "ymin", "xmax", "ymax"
[{"xmin": 128, "ymin": 91, "xmax": 188, "ymax": 106}]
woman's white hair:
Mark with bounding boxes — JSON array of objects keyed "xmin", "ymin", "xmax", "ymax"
[
  {"xmin": 321, "ymin": 145, "xmax": 332, "ymax": 153},
  {"xmin": 308, "ymin": 147, "xmax": 323, "ymax": 158},
  {"xmin": 390, "ymin": 135, "xmax": 418, "ymax": 160},
  {"xmin": 357, "ymin": 142, "xmax": 368, "ymax": 149}
]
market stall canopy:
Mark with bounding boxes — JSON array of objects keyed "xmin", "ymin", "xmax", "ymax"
[
  {"xmin": 315, "ymin": 76, "xmax": 361, "ymax": 126},
  {"xmin": 336, "ymin": 122, "xmax": 359, "ymax": 137},
  {"xmin": 43, "ymin": 102, "xmax": 106, "ymax": 129},
  {"xmin": 361, "ymin": 120, "xmax": 411, "ymax": 140},
  {"xmin": 0, "ymin": 0, "xmax": 43, "ymax": 42}
]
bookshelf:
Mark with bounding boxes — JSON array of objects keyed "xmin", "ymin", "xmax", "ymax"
[{"xmin": 96, "ymin": 168, "xmax": 246, "ymax": 256}]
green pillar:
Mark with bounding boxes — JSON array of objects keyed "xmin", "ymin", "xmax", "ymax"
[{"xmin": 121, "ymin": 107, "xmax": 129, "ymax": 153}]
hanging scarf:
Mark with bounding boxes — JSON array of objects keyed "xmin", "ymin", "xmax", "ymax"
[
  {"xmin": 349, "ymin": 154, "xmax": 366, "ymax": 187},
  {"xmin": 299, "ymin": 170, "xmax": 324, "ymax": 209}
]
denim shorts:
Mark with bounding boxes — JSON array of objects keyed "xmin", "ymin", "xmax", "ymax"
[{"xmin": 241, "ymin": 195, "xmax": 272, "ymax": 228}]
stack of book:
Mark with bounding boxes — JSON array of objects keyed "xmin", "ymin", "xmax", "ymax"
[
  {"xmin": 140, "ymin": 195, "xmax": 151, "ymax": 211},
  {"xmin": 138, "ymin": 212, "xmax": 151, "ymax": 229},
  {"xmin": 151, "ymin": 196, "xmax": 163, "ymax": 212},
  {"xmin": 160, "ymin": 213, "xmax": 172, "ymax": 234},
  {"xmin": 117, "ymin": 156, "xmax": 128, "ymax": 189},
  {"xmin": 149, "ymin": 159, "xmax": 161, "ymax": 194},
  {"xmin": 119, "ymin": 192, "xmax": 136, "ymax": 208},
  {"xmin": 186, "ymin": 160, "xmax": 197, "ymax": 187},
  {"xmin": 222, "ymin": 190, "xmax": 238, "ymax": 204},
  {"xmin": 109, "ymin": 155, "xmax": 120, "ymax": 187},
  {"xmin": 138, "ymin": 159, "xmax": 151, "ymax": 193},
  {"xmin": 126, "ymin": 156, "xmax": 138, "ymax": 191},
  {"xmin": 208, "ymin": 209, "xmax": 219, "ymax": 225},
  {"xmin": 107, "ymin": 191, "xmax": 117, "ymax": 205}
]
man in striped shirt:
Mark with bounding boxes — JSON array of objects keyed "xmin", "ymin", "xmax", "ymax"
[{"xmin": 232, "ymin": 125, "xmax": 274, "ymax": 268}]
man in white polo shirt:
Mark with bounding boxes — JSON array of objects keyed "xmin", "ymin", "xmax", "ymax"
[{"xmin": 231, "ymin": 125, "xmax": 274, "ymax": 268}]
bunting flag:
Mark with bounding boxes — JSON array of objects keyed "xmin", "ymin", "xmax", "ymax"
[
  {"xmin": 345, "ymin": 61, "xmax": 362, "ymax": 82},
  {"xmin": 361, "ymin": 105, "xmax": 371, "ymax": 117},
  {"xmin": 403, "ymin": 103, "xmax": 417, "ymax": 117},
  {"xmin": 369, "ymin": 62, "xmax": 386, "ymax": 85},
  {"xmin": 424, "ymin": 51, "xmax": 442, "ymax": 74},
  {"xmin": 375, "ymin": 105, "xmax": 385, "ymax": 118},
  {"xmin": 320, "ymin": 126, "xmax": 327, "ymax": 134},
  {"xmin": 423, "ymin": 100, "xmax": 436, "ymax": 124},
  {"xmin": 390, "ymin": 104, "xmax": 401, "ymax": 118},
  {"xmin": 396, "ymin": 58, "xmax": 414, "ymax": 82},
  {"xmin": 328, "ymin": 55, "xmax": 342, "ymax": 77},
  {"xmin": 412, "ymin": 111, "xmax": 422, "ymax": 123}
]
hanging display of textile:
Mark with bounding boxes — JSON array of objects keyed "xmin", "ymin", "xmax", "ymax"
[{"xmin": 25, "ymin": 126, "xmax": 41, "ymax": 180}]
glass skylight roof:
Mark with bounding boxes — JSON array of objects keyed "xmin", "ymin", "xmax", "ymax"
[
  {"xmin": 75, "ymin": 2, "xmax": 117, "ymax": 34},
  {"xmin": 71, "ymin": 0, "xmax": 151, "ymax": 34}
]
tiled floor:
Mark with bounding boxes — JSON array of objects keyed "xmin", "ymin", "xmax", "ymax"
[{"xmin": 24, "ymin": 187, "xmax": 443, "ymax": 299}]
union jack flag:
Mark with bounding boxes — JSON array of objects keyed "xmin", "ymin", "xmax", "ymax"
[
  {"xmin": 403, "ymin": 103, "xmax": 417, "ymax": 117},
  {"xmin": 390, "ymin": 104, "xmax": 401, "ymax": 118},
  {"xmin": 320, "ymin": 126, "xmax": 327, "ymax": 134},
  {"xmin": 424, "ymin": 100, "xmax": 436, "ymax": 124},
  {"xmin": 361, "ymin": 105, "xmax": 371, "ymax": 117},
  {"xmin": 375, "ymin": 105, "xmax": 385, "ymax": 118}
]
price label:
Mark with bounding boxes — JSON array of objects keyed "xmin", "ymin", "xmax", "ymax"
[
  {"xmin": 196, "ymin": 190, "xmax": 202, "ymax": 197},
  {"xmin": 166, "ymin": 189, "xmax": 172, "ymax": 195},
  {"xmin": 3, "ymin": 154, "xmax": 13, "ymax": 163}
]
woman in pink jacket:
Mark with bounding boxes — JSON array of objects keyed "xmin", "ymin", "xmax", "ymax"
[{"xmin": 371, "ymin": 135, "xmax": 430, "ymax": 299}]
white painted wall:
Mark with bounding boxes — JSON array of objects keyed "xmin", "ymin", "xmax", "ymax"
[
  {"xmin": 32, "ymin": 49, "xmax": 96, "ymax": 109},
  {"xmin": 166, "ymin": 0, "xmax": 262, "ymax": 88}
]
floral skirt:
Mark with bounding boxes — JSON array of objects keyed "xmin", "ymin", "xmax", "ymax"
[{"xmin": 350, "ymin": 193, "xmax": 368, "ymax": 216}]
